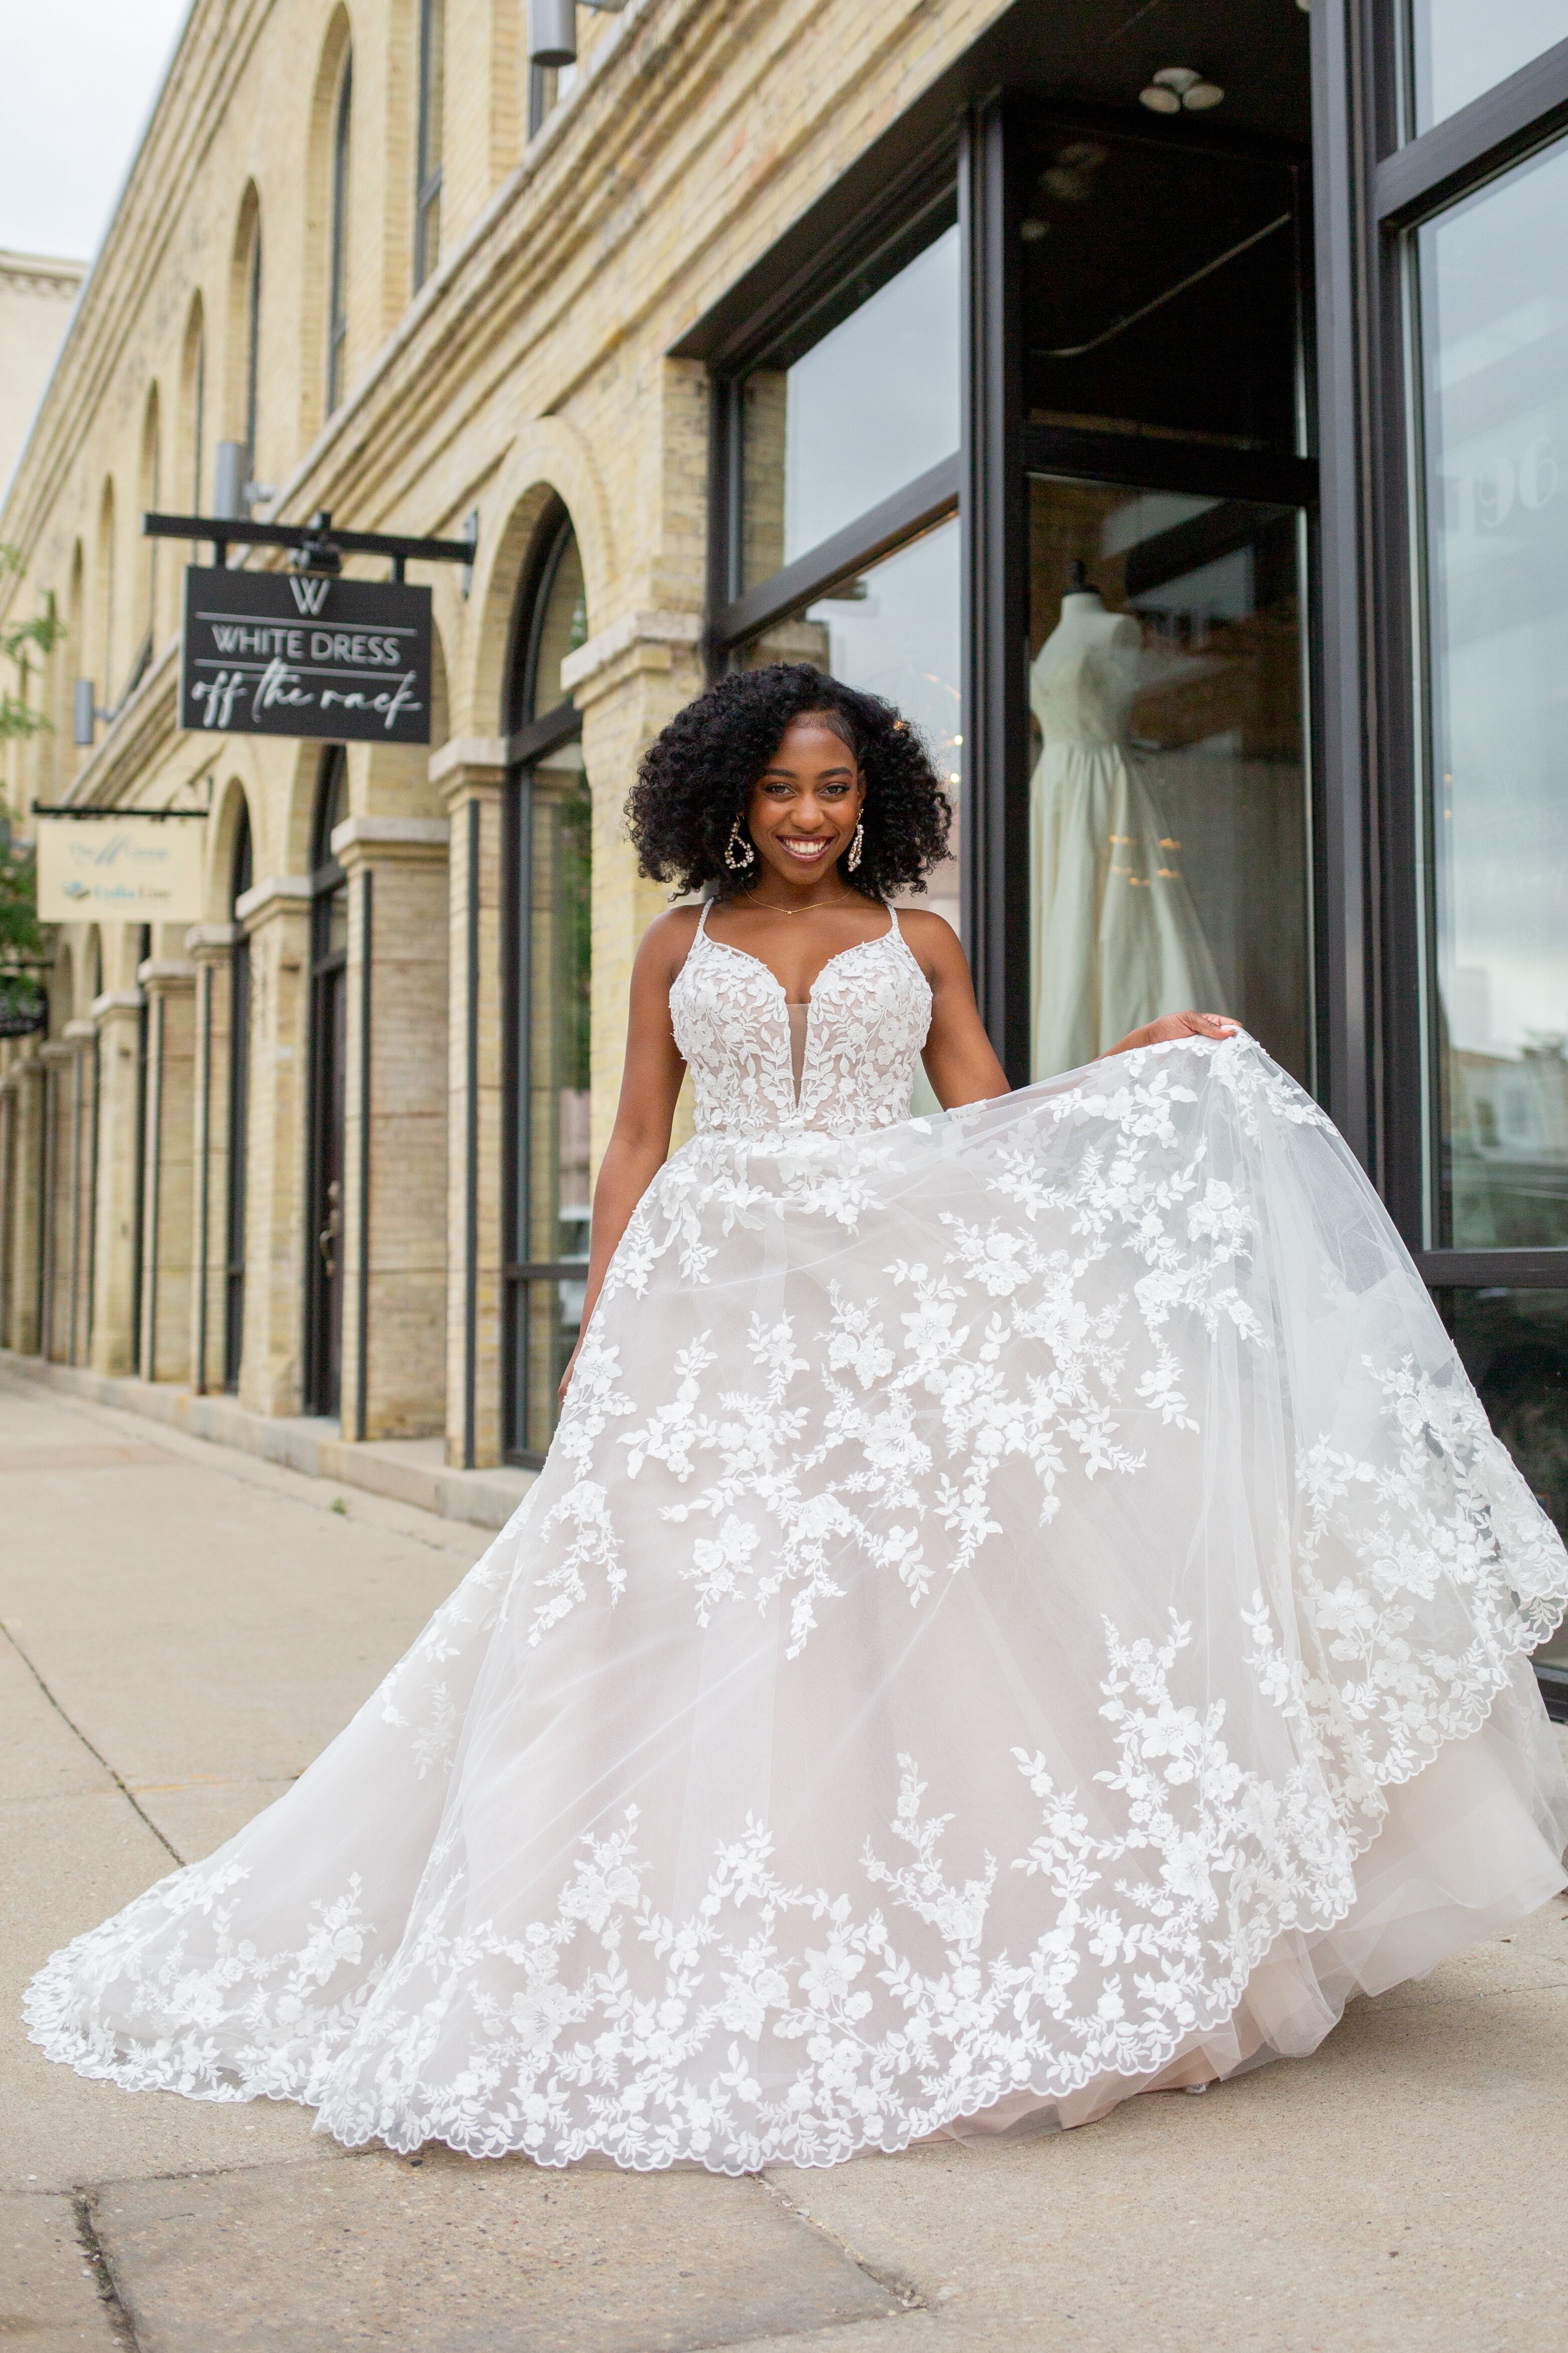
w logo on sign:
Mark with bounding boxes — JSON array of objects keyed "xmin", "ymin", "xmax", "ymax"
[{"xmin": 288, "ymin": 576, "xmax": 331, "ymax": 615}]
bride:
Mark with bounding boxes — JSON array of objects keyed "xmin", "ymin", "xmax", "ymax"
[{"xmin": 28, "ymin": 663, "xmax": 1568, "ymax": 2172}]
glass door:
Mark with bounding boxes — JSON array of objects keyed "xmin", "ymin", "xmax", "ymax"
[{"xmin": 1025, "ymin": 473, "xmax": 1310, "ymax": 1083}]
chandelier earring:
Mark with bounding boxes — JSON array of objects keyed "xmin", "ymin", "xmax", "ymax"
[
  {"xmin": 723, "ymin": 812, "xmax": 755, "ymax": 870},
  {"xmin": 847, "ymin": 817, "xmax": 865, "ymax": 872}
]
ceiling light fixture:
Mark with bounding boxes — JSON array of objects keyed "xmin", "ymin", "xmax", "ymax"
[{"xmin": 1140, "ymin": 65, "xmax": 1226, "ymax": 113}]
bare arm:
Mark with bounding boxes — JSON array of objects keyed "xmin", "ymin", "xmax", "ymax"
[
  {"xmin": 1103, "ymin": 1010, "xmax": 1239, "ymax": 1055},
  {"xmin": 902, "ymin": 911, "xmax": 1012, "ymax": 1108},
  {"xmin": 558, "ymin": 909, "xmax": 695, "ymax": 1402},
  {"xmin": 906, "ymin": 911, "xmax": 1238, "ymax": 1092}
]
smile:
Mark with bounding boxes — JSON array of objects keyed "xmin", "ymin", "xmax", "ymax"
[{"xmin": 778, "ymin": 837, "xmax": 834, "ymax": 860}]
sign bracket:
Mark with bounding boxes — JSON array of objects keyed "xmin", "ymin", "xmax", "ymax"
[{"xmin": 143, "ymin": 507, "xmax": 476, "ymax": 574}]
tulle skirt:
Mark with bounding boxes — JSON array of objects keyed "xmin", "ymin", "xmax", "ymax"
[{"xmin": 25, "ymin": 1037, "xmax": 1568, "ymax": 2172}]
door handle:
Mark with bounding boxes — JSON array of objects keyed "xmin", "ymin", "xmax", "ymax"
[{"xmin": 319, "ymin": 1180, "xmax": 341, "ymax": 1277}]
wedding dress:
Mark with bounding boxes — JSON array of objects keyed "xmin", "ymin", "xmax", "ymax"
[
  {"xmin": 1031, "ymin": 589, "xmax": 1223, "ymax": 1079},
  {"xmin": 27, "ymin": 903, "xmax": 1568, "ymax": 2173}
]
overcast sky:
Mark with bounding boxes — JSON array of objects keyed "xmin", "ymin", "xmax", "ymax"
[{"xmin": 0, "ymin": 0, "xmax": 190, "ymax": 261}]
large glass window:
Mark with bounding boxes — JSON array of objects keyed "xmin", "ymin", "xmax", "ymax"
[
  {"xmin": 305, "ymin": 749, "xmax": 348, "ymax": 1419},
  {"xmin": 1022, "ymin": 131, "xmax": 1299, "ymax": 455},
  {"xmin": 740, "ymin": 517, "xmax": 961, "ymax": 940},
  {"xmin": 1409, "ymin": 0, "xmax": 1568, "ymax": 132},
  {"xmin": 326, "ymin": 56, "xmax": 353, "ymax": 414},
  {"xmin": 1418, "ymin": 140, "xmax": 1568, "ymax": 1250},
  {"xmin": 225, "ymin": 803, "xmax": 252, "ymax": 1393},
  {"xmin": 414, "ymin": 0, "xmax": 444, "ymax": 291},
  {"xmin": 1025, "ymin": 475, "xmax": 1309, "ymax": 1083},
  {"xmin": 741, "ymin": 220, "xmax": 959, "ymax": 587},
  {"xmin": 504, "ymin": 516, "xmax": 590, "ymax": 1465}
]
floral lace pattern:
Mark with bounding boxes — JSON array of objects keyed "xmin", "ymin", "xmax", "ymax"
[
  {"xmin": 25, "ymin": 1031, "xmax": 1568, "ymax": 2173},
  {"xmin": 668, "ymin": 900, "xmax": 933, "ymax": 1139}
]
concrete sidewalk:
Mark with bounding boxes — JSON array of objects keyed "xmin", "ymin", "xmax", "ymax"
[{"xmin": 5, "ymin": 1366, "xmax": 1567, "ymax": 2353}]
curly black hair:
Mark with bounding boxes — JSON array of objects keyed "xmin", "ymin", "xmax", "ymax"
[{"xmin": 625, "ymin": 662, "xmax": 952, "ymax": 904}]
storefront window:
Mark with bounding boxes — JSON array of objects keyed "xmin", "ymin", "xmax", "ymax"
[
  {"xmin": 1447, "ymin": 1288, "xmax": 1568, "ymax": 1676},
  {"xmin": 741, "ymin": 223, "xmax": 959, "ymax": 586},
  {"xmin": 1418, "ymin": 141, "xmax": 1568, "ymax": 1249},
  {"xmin": 504, "ymin": 515, "xmax": 590, "ymax": 1464},
  {"xmin": 1022, "ymin": 130, "xmax": 1298, "ymax": 454},
  {"xmin": 1026, "ymin": 476, "xmax": 1309, "ymax": 1083},
  {"xmin": 511, "ymin": 740, "xmax": 591, "ymax": 1459},
  {"xmin": 1409, "ymin": 0, "xmax": 1568, "ymax": 133},
  {"xmin": 741, "ymin": 516, "xmax": 962, "ymax": 941}
]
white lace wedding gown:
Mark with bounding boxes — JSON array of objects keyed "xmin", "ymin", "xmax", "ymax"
[{"xmin": 27, "ymin": 904, "xmax": 1568, "ymax": 2171}]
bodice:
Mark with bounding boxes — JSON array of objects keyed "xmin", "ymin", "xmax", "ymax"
[
  {"xmin": 669, "ymin": 901, "xmax": 933, "ymax": 1139},
  {"xmin": 1030, "ymin": 613, "xmax": 1140, "ymax": 751}
]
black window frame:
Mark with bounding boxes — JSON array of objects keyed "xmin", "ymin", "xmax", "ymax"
[
  {"xmin": 1322, "ymin": 18, "xmax": 1568, "ymax": 1294},
  {"xmin": 502, "ymin": 502, "xmax": 588, "ymax": 1469},
  {"xmin": 303, "ymin": 746, "xmax": 349, "ymax": 1419},
  {"xmin": 700, "ymin": 106, "xmax": 1319, "ymax": 1090},
  {"xmin": 224, "ymin": 802, "xmax": 252, "ymax": 1393}
]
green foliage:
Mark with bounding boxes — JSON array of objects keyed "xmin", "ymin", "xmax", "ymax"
[
  {"xmin": 0, "ymin": 542, "xmax": 65, "ymax": 746},
  {"xmin": 0, "ymin": 544, "xmax": 57, "ymax": 1029}
]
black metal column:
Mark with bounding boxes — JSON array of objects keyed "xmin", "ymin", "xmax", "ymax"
[
  {"xmin": 959, "ymin": 99, "xmax": 1029, "ymax": 1085},
  {"xmin": 1309, "ymin": 0, "xmax": 1381, "ymax": 1176}
]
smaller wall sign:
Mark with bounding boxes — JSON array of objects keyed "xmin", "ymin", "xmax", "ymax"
[
  {"xmin": 180, "ymin": 566, "xmax": 433, "ymax": 743},
  {"xmin": 36, "ymin": 815, "xmax": 206, "ymax": 924}
]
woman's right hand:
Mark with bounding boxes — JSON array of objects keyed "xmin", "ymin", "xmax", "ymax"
[{"xmin": 1109, "ymin": 1011, "xmax": 1239, "ymax": 1055}]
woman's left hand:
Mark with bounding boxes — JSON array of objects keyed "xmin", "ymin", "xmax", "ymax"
[{"xmin": 1109, "ymin": 1011, "xmax": 1240, "ymax": 1054}]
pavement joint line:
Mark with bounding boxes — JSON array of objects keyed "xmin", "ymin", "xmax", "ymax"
[
  {"xmin": 1, "ymin": 1617, "xmax": 184, "ymax": 1867},
  {"xmin": 0, "ymin": 1372, "xmax": 480, "ymax": 1562},
  {"xmin": 73, "ymin": 2187, "xmax": 140, "ymax": 2349},
  {"xmin": 752, "ymin": 2169, "xmax": 927, "ymax": 2317}
]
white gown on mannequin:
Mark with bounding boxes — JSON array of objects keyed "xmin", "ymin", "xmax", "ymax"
[
  {"xmin": 1031, "ymin": 590, "xmax": 1223, "ymax": 1079},
  {"xmin": 27, "ymin": 903, "xmax": 1568, "ymax": 2172}
]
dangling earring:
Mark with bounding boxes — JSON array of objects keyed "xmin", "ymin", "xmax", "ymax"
[
  {"xmin": 847, "ymin": 818, "xmax": 864, "ymax": 872},
  {"xmin": 723, "ymin": 812, "xmax": 755, "ymax": 870}
]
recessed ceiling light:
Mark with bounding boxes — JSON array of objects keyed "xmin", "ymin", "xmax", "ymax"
[{"xmin": 1140, "ymin": 64, "xmax": 1226, "ymax": 112}]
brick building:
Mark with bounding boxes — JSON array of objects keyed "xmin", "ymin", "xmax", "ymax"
[{"xmin": 1, "ymin": 0, "xmax": 1565, "ymax": 1700}]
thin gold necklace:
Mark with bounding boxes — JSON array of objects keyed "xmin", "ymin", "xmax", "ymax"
[{"xmin": 738, "ymin": 891, "xmax": 860, "ymax": 917}]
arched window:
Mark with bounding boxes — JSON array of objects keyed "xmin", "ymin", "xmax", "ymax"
[
  {"xmin": 305, "ymin": 747, "xmax": 349, "ymax": 1416},
  {"xmin": 326, "ymin": 54, "xmax": 353, "ymax": 413},
  {"xmin": 95, "ymin": 480, "xmax": 116, "ymax": 713},
  {"xmin": 225, "ymin": 800, "xmax": 253, "ymax": 1391},
  {"xmin": 135, "ymin": 385, "xmax": 161, "ymax": 678},
  {"xmin": 414, "ymin": 0, "xmax": 444, "ymax": 290},
  {"xmin": 181, "ymin": 295, "xmax": 206, "ymax": 510},
  {"xmin": 243, "ymin": 215, "xmax": 262, "ymax": 489},
  {"xmin": 502, "ymin": 506, "xmax": 589, "ymax": 1464}
]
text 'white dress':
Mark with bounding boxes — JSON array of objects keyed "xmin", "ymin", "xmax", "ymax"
[{"xmin": 26, "ymin": 904, "xmax": 1568, "ymax": 2170}]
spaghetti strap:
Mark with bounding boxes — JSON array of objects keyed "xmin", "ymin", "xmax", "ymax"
[{"xmin": 695, "ymin": 897, "xmax": 713, "ymax": 938}]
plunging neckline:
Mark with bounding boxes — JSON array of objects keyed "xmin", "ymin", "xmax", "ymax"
[{"xmin": 697, "ymin": 904, "xmax": 899, "ymax": 1005}]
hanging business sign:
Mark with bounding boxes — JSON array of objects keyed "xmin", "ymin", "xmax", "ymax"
[
  {"xmin": 179, "ymin": 566, "xmax": 433, "ymax": 744},
  {"xmin": 35, "ymin": 814, "xmax": 206, "ymax": 924}
]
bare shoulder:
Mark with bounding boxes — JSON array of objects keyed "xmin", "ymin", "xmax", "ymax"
[
  {"xmin": 895, "ymin": 905, "xmax": 970, "ymax": 980},
  {"xmin": 637, "ymin": 901, "xmax": 703, "ymax": 979}
]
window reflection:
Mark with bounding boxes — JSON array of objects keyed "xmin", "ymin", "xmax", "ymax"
[
  {"xmin": 1418, "ymin": 142, "xmax": 1568, "ymax": 1248},
  {"xmin": 511, "ymin": 738, "xmax": 591, "ymax": 1460},
  {"xmin": 740, "ymin": 518, "xmax": 961, "ymax": 945},
  {"xmin": 741, "ymin": 225, "xmax": 959, "ymax": 586},
  {"xmin": 1026, "ymin": 476, "xmax": 1309, "ymax": 1082},
  {"xmin": 1409, "ymin": 0, "xmax": 1568, "ymax": 131},
  {"xmin": 1446, "ymin": 1289, "xmax": 1568, "ymax": 1675},
  {"xmin": 1022, "ymin": 132, "xmax": 1298, "ymax": 453}
]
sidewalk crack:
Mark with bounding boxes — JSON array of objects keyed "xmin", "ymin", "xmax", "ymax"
[
  {"xmin": 74, "ymin": 2188, "xmax": 141, "ymax": 2349},
  {"xmin": 1, "ymin": 1619, "xmax": 184, "ymax": 1866}
]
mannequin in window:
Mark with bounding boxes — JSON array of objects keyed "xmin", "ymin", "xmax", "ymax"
[{"xmin": 1029, "ymin": 561, "xmax": 1221, "ymax": 1078}]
